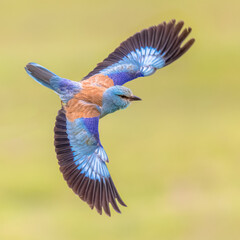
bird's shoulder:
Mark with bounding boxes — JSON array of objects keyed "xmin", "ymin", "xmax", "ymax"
[
  {"xmin": 81, "ymin": 73, "xmax": 114, "ymax": 88},
  {"xmin": 64, "ymin": 99, "xmax": 100, "ymax": 122}
]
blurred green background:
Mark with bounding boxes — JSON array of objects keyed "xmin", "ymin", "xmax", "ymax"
[{"xmin": 1, "ymin": 0, "xmax": 240, "ymax": 239}]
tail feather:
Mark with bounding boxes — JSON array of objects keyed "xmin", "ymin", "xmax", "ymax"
[
  {"xmin": 25, "ymin": 62, "xmax": 58, "ymax": 90},
  {"xmin": 25, "ymin": 62, "xmax": 81, "ymax": 103}
]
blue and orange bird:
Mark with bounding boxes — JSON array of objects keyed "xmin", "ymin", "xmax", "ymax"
[{"xmin": 25, "ymin": 20, "xmax": 195, "ymax": 216}]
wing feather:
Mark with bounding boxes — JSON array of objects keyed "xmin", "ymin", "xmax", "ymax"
[
  {"xmin": 82, "ymin": 19, "xmax": 195, "ymax": 86},
  {"xmin": 54, "ymin": 108, "xmax": 126, "ymax": 216}
]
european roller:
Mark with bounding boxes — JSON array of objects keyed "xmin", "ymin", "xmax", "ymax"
[{"xmin": 25, "ymin": 20, "xmax": 195, "ymax": 216}]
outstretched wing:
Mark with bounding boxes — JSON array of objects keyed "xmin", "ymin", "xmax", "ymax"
[
  {"xmin": 54, "ymin": 107, "xmax": 126, "ymax": 216},
  {"xmin": 82, "ymin": 19, "xmax": 195, "ymax": 86}
]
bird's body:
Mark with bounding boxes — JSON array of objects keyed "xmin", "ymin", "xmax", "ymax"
[
  {"xmin": 64, "ymin": 75, "xmax": 137, "ymax": 120},
  {"xmin": 25, "ymin": 20, "xmax": 195, "ymax": 216}
]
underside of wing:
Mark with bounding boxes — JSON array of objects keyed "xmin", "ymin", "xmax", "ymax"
[
  {"xmin": 54, "ymin": 108, "xmax": 126, "ymax": 216},
  {"xmin": 82, "ymin": 19, "xmax": 195, "ymax": 85}
]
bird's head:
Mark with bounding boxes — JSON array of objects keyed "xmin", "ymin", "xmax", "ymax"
[{"xmin": 101, "ymin": 86, "xmax": 141, "ymax": 116}]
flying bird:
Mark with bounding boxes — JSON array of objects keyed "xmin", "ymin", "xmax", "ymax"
[{"xmin": 25, "ymin": 20, "xmax": 195, "ymax": 216}]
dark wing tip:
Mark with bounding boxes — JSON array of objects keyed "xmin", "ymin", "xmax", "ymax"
[
  {"xmin": 54, "ymin": 108, "xmax": 126, "ymax": 216},
  {"xmin": 162, "ymin": 21, "xmax": 195, "ymax": 65},
  {"xmin": 82, "ymin": 19, "xmax": 194, "ymax": 81}
]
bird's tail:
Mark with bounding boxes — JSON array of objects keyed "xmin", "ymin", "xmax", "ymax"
[
  {"xmin": 25, "ymin": 62, "xmax": 59, "ymax": 90},
  {"xmin": 25, "ymin": 62, "xmax": 81, "ymax": 102}
]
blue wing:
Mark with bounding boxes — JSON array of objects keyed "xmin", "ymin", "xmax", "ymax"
[
  {"xmin": 54, "ymin": 108, "xmax": 126, "ymax": 216},
  {"xmin": 82, "ymin": 20, "xmax": 195, "ymax": 85}
]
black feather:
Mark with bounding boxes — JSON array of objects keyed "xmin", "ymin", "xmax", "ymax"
[
  {"xmin": 82, "ymin": 19, "xmax": 194, "ymax": 81},
  {"xmin": 54, "ymin": 108, "xmax": 126, "ymax": 216}
]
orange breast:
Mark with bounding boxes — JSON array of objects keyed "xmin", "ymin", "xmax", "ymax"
[
  {"xmin": 82, "ymin": 74, "xmax": 114, "ymax": 89},
  {"xmin": 64, "ymin": 99, "xmax": 100, "ymax": 121},
  {"xmin": 64, "ymin": 74, "xmax": 114, "ymax": 121},
  {"xmin": 77, "ymin": 74, "xmax": 114, "ymax": 106}
]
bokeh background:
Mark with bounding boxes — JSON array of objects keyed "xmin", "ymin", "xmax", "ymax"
[{"xmin": 1, "ymin": 0, "xmax": 240, "ymax": 239}]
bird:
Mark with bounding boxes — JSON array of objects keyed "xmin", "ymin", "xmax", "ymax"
[{"xmin": 25, "ymin": 19, "xmax": 195, "ymax": 216}]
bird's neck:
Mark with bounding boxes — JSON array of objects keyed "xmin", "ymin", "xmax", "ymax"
[{"xmin": 100, "ymin": 102, "xmax": 120, "ymax": 118}]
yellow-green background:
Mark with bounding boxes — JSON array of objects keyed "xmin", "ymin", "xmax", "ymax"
[{"xmin": 1, "ymin": 0, "xmax": 240, "ymax": 239}]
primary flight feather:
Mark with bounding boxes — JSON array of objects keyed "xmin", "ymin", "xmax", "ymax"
[{"xmin": 25, "ymin": 19, "xmax": 195, "ymax": 216}]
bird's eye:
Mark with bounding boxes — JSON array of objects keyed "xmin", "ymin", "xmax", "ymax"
[{"xmin": 118, "ymin": 95, "xmax": 129, "ymax": 100}]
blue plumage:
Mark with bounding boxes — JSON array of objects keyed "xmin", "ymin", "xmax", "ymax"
[
  {"xmin": 82, "ymin": 20, "xmax": 194, "ymax": 86},
  {"xmin": 100, "ymin": 46, "xmax": 165, "ymax": 84},
  {"xmin": 25, "ymin": 62, "xmax": 58, "ymax": 90},
  {"xmin": 25, "ymin": 19, "xmax": 195, "ymax": 216},
  {"xmin": 26, "ymin": 63, "xmax": 81, "ymax": 102},
  {"xmin": 100, "ymin": 86, "xmax": 135, "ymax": 117},
  {"xmin": 54, "ymin": 109, "xmax": 126, "ymax": 215}
]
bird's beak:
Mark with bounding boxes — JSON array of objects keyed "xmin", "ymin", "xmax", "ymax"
[{"xmin": 128, "ymin": 95, "xmax": 142, "ymax": 101}]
